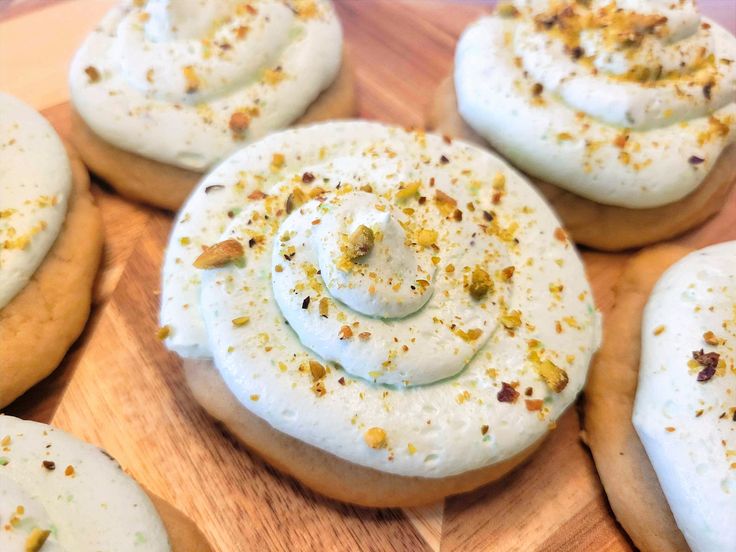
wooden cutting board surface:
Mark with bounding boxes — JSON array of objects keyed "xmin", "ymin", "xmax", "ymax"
[{"xmin": 3, "ymin": 1, "xmax": 735, "ymax": 550}]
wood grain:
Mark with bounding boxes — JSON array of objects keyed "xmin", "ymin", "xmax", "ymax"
[{"xmin": 2, "ymin": 1, "xmax": 736, "ymax": 550}]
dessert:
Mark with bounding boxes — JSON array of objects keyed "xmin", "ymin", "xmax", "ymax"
[
  {"xmin": 69, "ymin": 0, "xmax": 356, "ymax": 210},
  {"xmin": 584, "ymin": 241, "xmax": 735, "ymax": 551},
  {"xmin": 0, "ymin": 93, "xmax": 103, "ymax": 408},
  {"xmin": 0, "ymin": 415, "xmax": 211, "ymax": 551},
  {"xmin": 160, "ymin": 121, "xmax": 600, "ymax": 506},
  {"xmin": 429, "ymin": 0, "xmax": 736, "ymax": 250}
]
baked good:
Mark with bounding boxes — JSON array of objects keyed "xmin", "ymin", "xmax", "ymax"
[
  {"xmin": 583, "ymin": 241, "xmax": 735, "ymax": 551},
  {"xmin": 0, "ymin": 415, "xmax": 211, "ymax": 551},
  {"xmin": 68, "ymin": 0, "xmax": 357, "ymax": 211},
  {"xmin": 429, "ymin": 0, "xmax": 736, "ymax": 251},
  {"xmin": 159, "ymin": 121, "xmax": 601, "ymax": 506},
  {"xmin": 0, "ymin": 93, "xmax": 103, "ymax": 408}
]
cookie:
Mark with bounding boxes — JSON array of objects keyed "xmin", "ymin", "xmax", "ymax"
[
  {"xmin": 0, "ymin": 94, "xmax": 103, "ymax": 409},
  {"xmin": 429, "ymin": 77, "xmax": 736, "ymax": 251},
  {"xmin": 68, "ymin": 0, "xmax": 358, "ymax": 211},
  {"xmin": 0, "ymin": 415, "xmax": 211, "ymax": 551},
  {"xmin": 148, "ymin": 492, "xmax": 212, "ymax": 551},
  {"xmin": 159, "ymin": 121, "xmax": 600, "ymax": 506},
  {"xmin": 581, "ymin": 245, "xmax": 692, "ymax": 551}
]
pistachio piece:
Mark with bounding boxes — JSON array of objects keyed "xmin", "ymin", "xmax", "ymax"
[
  {"xmin": 193, "ymin": 239, "xmax": 244, "ymax": 269},
  {"xmin": 416, "ymin": 228, "xmax": 438, "ymax": 248},
  {"xmin": 25, "ymin": 529, "xmax": 51, "ymax": 552},
  {"xmin": 347, "ymin": 225, "xmax": 375, "ymax": 260},
  {"xmin": 364, "ymin": 427, "xmax": 387, "ymax": 449},
  {"xmin": 286, "ymin": 187, "xmax": 308, "ymax": 214},
  {"xmin": 309, "ymin": 360, "xmax": 326, "ymax": 381},
  {"xmin": 469, "ymin": 266, "xmax": 493, "ymax": 300}
]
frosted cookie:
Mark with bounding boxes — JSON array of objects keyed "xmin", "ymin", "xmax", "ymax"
[
  {"xmin": 584, "ymin": 241, "xmax": 736, "ymax": 552},
  {"xmin": 0, "ymin": 415, "xmax": 211, "ymax": 551},
  {"xmin": 429, "ymin": 0, "xmax": 736, "ymax": 251},
  {"xmin": 159, "ymin": 121, "xmax": 601, "ymax": 506},
  {"xmin": 0, "ymin": 93, "xmax": 103, "ymax": 408},
  {"xmin": 68, "ymin": 0, "xmax": 356, "ymax": 211}
]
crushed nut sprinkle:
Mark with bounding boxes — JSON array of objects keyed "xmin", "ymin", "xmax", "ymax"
[
  {"xmin": 302, "ymin": 296, "xmax": 311, "ymax": 309},
  {"xmin": 302, "ymin": 172, "xmax": 316, "ymax": 183},
  {"xmin": 692, "ymin": 349, "xmax": 720, "ymax": 381},
  {"xmin": 688, "ymin": 155, "xmax": 705, "ymax": 165},
  {"xmin": 553, "ymin": 227, "xmax": 568, "ymax": 243},
  {"xmin": 497, "ymin": 382, "xmax": 520, "ymax": 403},
  {"xmin": 271, "ymin": 153, "xmax": 286, "ymax": 170},
  {"xmin": 312, "ymin": 381, "xmax": 326, "ymax": 397},
  {"xmin": 338, "ymin": 325, "xmax": 353, "ymax": 340},
  {"xmin": 84, "ymin": 65, "xmax": 100, "ymax": 83},
  {"xmin": 416, "ymin": 228, "xmax": 438, "ymax": 248},
  {"xmin": 500, "ymin": 266, "xmax": 515, "ymax": 281},
  {"xmin": 396, "ymin": 181, "xmax": 421, "ymax": 201},
  {"xmin": 469, "ymin": 266, "xmax": 493, "ymax": 300},
  {"xmin": 156, "ymin": 325, "xmax": 171, "ymax": 340},
  {"xmin": 248, "ymin": 190, "xmax": 267, "ymax": 200},
  {"xmin": 286, "ymin": 187, "xmax": 307, "ymax": 214},
  {"xmin": 319, "ymin": 297, "xmax": 329, "ymax": 318},
  {"xmin": 525, "ymin": 399, "xmax": 544, "ymax": 411},
  {"xmin": 182, "ymin": 65, "xmax": 200, "ymax": 93},
  {"xmin": 364, "ymin": 427, "xmax": 387, "ymax": 449},
  {"xmin": 25, "ymin": 529, "xmax": 51, "ymax": 552},
  {"xmin": 229, "ymin": 111, "xmax": 251, "ymax": 135},
  {"xmin": 232, "ymin": 316, "xmax": 250, "ymax": 327},
  {"xmin": 309, "ymin": 360, "xmax": 326, "ymax": 381},
  {"xmin": 531, "ymin": 352, "xmax": 569, "ymax": 392},
  {"xmin": 42, "ymin": 460, "xmax": 55, "ymax": 471},
  {"xmin": 703, "ymin": 331, "xmax": 721, "ymax": 345},
  {"xmin": 500, "ymin": 310, "xmax": 522, "ymax": 330},
  {"xmin": 193, "ymin": 239, "xmax": 244, "ymax": 269},
  {"xmin": 347, "ymin": 225, "xmax": 375, "ymax": 259},
  {"xmin": 64, "ymin": 465, "xmax": 75, "ymax": 477}
]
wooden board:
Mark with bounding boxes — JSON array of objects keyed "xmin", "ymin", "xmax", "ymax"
[{"xmin": 3, "ymin": 1, "xmax": 736, "ymax": 550}]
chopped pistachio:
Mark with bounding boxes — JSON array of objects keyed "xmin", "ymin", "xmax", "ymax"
[
  {"xmin": 193, "ymin": 239, "xmax": 244, "ymax": 269},
  {"xmin": 364, "ymin": 427, "xmax": 387, "ymax": 449},
  {"xmin": 347, "ymin": 225, "xmax": 375, "ymax": 260}
]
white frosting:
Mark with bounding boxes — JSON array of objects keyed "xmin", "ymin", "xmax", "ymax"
[
  {"xmin": 160, "ymin": 121, "xmax": 600, "ymax": 477},
  {"xmin": 0, "ymin": 416, "xmax": 170, "ymax": 551},
  {"xmin": 633, "ymin": 241, "xmax": 736, "ymax": 552},
  {"xmin": 455, "ymin": 1, "xmax": 736, "ymax": 208},
  {"xmin": 0, "ymin": 93, "xmax": 71, "ymax": 310},
  {"xmin": 69, "ymin": 0, "xmax": 342, "ymax": 171}
]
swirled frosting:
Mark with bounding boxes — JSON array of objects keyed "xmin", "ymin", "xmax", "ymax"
[
  {"xmin": 69, "ymin": 0, "xmax": 342, "ymax": 171},
  {"xmin": 0, "ymin": 93, "xmax": 71, "ymax": 310},
  {"xmin": 455, "ymin": 0, "xmax": 736, "ymax": 208},
  {"xmin": 0, "ymin": 416, "xmax": 170, "ymax": 551},
  {"xmin": 160, "ymin": 122, "xmax": 600, "ymax": 477},
  {"xmin": 634, "ymin": 241, "xmax": 736, "ymax": 552}
]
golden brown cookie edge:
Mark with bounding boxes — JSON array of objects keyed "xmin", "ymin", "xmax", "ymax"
[{"xmin": 0, "ymin": 142, "xmax": 103, "ymax": 408}]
